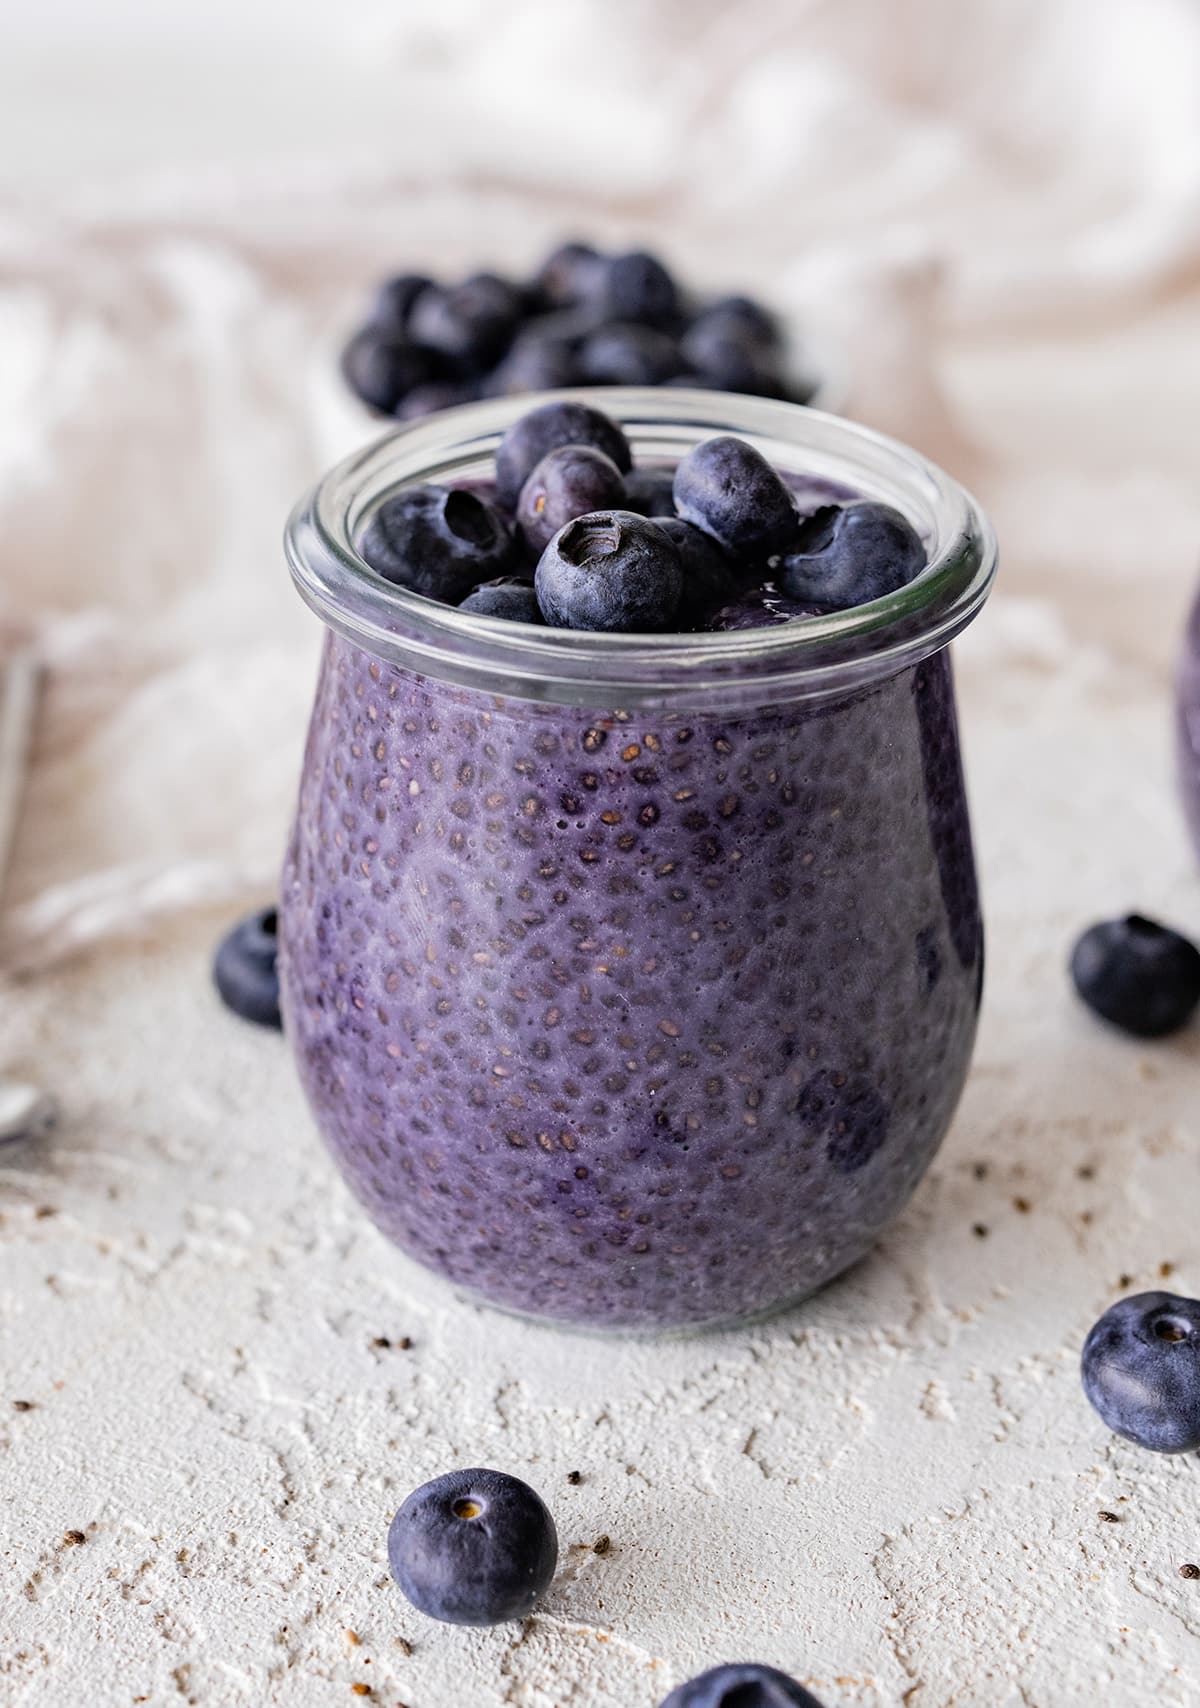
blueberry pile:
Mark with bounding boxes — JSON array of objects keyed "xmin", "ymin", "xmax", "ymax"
[
  {"xmin": 355, "ymin": 398, "xmax": 925, "ymax": 633},
  {"xmin": 341, "ymin": 241, "xmax": 815, "ymax": 420}
]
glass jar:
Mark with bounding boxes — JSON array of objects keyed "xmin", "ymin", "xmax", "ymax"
[
  {"xmin": 280, "ymin": 389, "xmax": 997, "ymax": 1333},
  {"xmin": 1177, "ymin": 581, "xmax": 1200, "ymax": 859}
]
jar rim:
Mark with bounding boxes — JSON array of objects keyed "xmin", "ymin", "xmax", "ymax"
[{"xmin": 285, "ymin": 388, "xmax": 997, "ymax": 710}]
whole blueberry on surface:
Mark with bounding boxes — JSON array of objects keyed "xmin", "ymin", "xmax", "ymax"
[
  {"xmin": 535, "ymin": 239, "xmax": 605, "ymax": 307},
  {"xmin": 394, "ymin": 381, "xmax": 477, "ymax": 421},
  {"xmin": 679, "ymin": 321, "xmax": 785, "ymax": 398},
  {"xmin": 517, "ymin": 445, "xmax": 627, "ymax": 555},
  {"xmin": 341, "ymin": 329, "xmax": 443, "ymax": 415},
  {"xmin": 368, "ymin": 272, "xmax": 435, "ymax": 336},
  {"xmin": 691, "ymin": 293, "xmax": 783, "ymax": 351},
  {"xmin": 359, "ymin": 484, "xmax": 516, "ymax": 603},
  {"xmin": 1082, "ymin": 1292, "xmax": 1200, "ymax": 1453},
  {"xmin": 579, "ymin": 322, "xmax": 683, "ymax": 386},
  {"xmin": 603, "ymin": 249, "xmax": 681, "ymax": 326},
  {"xmin": 388, "ymin": 1467, "xmax": 558, "ymax": 1626},
  {"xmin": 672, "ymin": 435, "xmax": 797, "ymax": 557},
  {"xmin": 623, "ymin": 467, "xmax": 678, "ymax": 518},
  {"xmin": 536, "ymin": 510, "xmax": 683, "ymax": 632},
  {"xmin": 213, "ymin": 907, "xmax": 282, "ymax": 1029},
  {"xmin": 487, "ymin": 335, "xmax": 581, "ymax": 397},
  {"xmin": 779, "ymin": 501, "xmax": 926, "ymax": 610},
  {"xmin": 408, "ymin": 273, "xmax": 522, "ymax": 371},
  {"xmin": 495, "ymin": 399, "xmax": 632, "ymax": 508},
  {"xmin": 1070, "ymin": 915, "xmax": 1200, "ymax": 1038},
  {"xmin": 703, "ymin": 586, "xmax": 825, "ymax": 631},
  {"xmin": 459, "ymin": 576, "xmax": 542, "ymax": 623},
  {"xmin": 654, "ymin": 517, "xmax": 738, "ymax": 614},
  {"xmin": 659, "ymin": 1662, "xmax": 826, "ymax": 1708}
]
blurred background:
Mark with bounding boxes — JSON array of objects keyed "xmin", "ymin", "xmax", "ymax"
[{"xmin": 2, "ymin": 0, "xmax": 1200, "ymax": 961}]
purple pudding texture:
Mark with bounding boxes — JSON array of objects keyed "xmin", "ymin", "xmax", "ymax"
[{"xmin": 279, "ymin": 530, "xmax": 983, "ymax": 1327}]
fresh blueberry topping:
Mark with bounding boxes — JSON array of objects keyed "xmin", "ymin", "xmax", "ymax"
[
  {"xmin": 703, "ymin": 587, "xmax": 825, "ymax": 631},
  {"xmin": 1082, "ymin": 1292, "xmax": 1200, "ymax": 1453},
  {"xmin": 672, "ymin": 435, "xmax": 797, "ymax": 557},
  {"xmin": 659, "ymin": 1662, "xmax": 826, "ymax": 1708},
  {"xmin": 368, "ymin": 273, "xmax": 434, "ymax": 336},
  {"xmin": 517, "ymin": 445, "xmax": 627, "ymax": 555},
  {"xmin": 340, "ymin": 329, "xmax": 443, "ymax": 416},
  {"xmin": 535, "ymin": 240, "xmax": 605, "ymax": 308},
  {"xmin": 360, "ymin": 485, "xmax": 516, "ymax": 603},
  {"xmin": 387, "ymin": 1467, "xmax": 558, "ymax": 1626},
  {"xmin": 654, "ymin": 518, "xmax": 739, "ymax": 614},
  {"xmin": 579, "ymin": 323, "xmax": 683, "ymax": 386},
  {"xmin": 494, "ymin": 400, "xmax": 632, "ymax": 509},
  {"xmin": 602, "ymin": 249, "xmax": 681, "ymax": 326},
  {"xmin": 1070, "ymin": 914, "xmax": 1200, "ymax": 1038},
  {"xmin": 408, "ymin": 274, "xmax": 522, "ymax": 372},
  {"xmin": 535, "ymin": 510, "xmax": 683, "ymax": 633},
  {"xmin": 394, "ymin": 381, "xmax": 477, "ymax": 421},
  {"xmin": 213, "ymin": 907, "xmax": 282, "ymax": 1030},
  {"xmin": 779, "ymin": 501, "xmax": 926, "ymax": 610},
  {"xmin": 623, "ymin": 468, "xmax": 678, "ymax": 517},
  {"xmin": 459, "ymin": 577, "xmax": 542, "ymax": 623}
]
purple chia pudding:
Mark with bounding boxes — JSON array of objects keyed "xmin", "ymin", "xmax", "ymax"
[{"xmin": 280, "ymin": 391, "xmax": 996, "ymax": 1331}]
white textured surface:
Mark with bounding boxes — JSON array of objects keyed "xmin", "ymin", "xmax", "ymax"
[{"xmin": 5, "ymin": 3, "xmax": 1200, "ymax": 1704}]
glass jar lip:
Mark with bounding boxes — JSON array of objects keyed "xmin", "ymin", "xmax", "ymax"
[{"xmin": 285, "ymin": 387, "xmax": 997, "ymax": 709}]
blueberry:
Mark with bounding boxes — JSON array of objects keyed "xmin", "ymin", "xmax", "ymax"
[
  {"xmin": 691, "ymin": 294, "xmax": 782, "ymax": 352},
  {"xmin": 680, "ymin": 321, "xmax": 785, "ymax": 398},
  {"xmin": 387, "ymin": 1467, "xmax": 558, "ymax": 1626},
  {"xmin": 360, "ymin": 484, "xmax": 516, "ymax": 603},
  {"xmin": 579, "ymin": 322, "xmax": 683, "ymax": 386},
  {"xmin": 624, "ymin": 468, "xmax": 678, "ymax": 518},
  {"xmin": 487, "ymin": 335, "xmax": 580, "ymax": 397},
  {"xmin": 536, "ymin": 510, "xmax": 683, "ymax": 632},
  {"xmin": 672, "ymin": 436, "xmax": 797, "ymax": 558},
  {"xmin": 341, "ymin": 329, "xmax": 443, "ymax": 415},
  {"xmin": 1070, "ymin": 914, "xmax": 1200, "ymax": 1038},
  {"xmin": 703, "ymin": 587, "xmax": 824, "ymax": 631},
  {"xmin": 654, "ymin": 518, "xmax": 738, "ymax": 614},
  {"xmin": 213, "ymin": 907, "xmax": 282, "ymax": 1029},
  {"xmin": 495, "ymin": 400, "xmax": 632, "ymax": 509},
  {"xmin": 459, "ymin": 577, "xmax": 542, "ymax": 623},
  {"xmin": 368, "ymin": 272, "xmax": 435, "ymax": 336},
  {"xmin": 535, "ymin": 240, "xmax": 605, "ymax": 308},
  {"xmin": 517, "ymin": 445, "xmax": 626, "ymax": 555},
  {"xmin": 603, "ymin": 249, "xmax": 681, "ymax": 326},
  {"xmin": 1082, "ymin": 1292, "xmax": 1200, "ymax": 1453},
  {"xmin": 659, "ymin": 1662, "xmax": 826, "ymax": 1708},
  {"xmin": 408, "ymin": 273, "xmax": 522, "ymax": 372},
  {"xmin": 395, "ymin": 381, "xmax": 477, "ymax": 421},
  {"xmin": 779, "ymin": 502, "xmax": 926, "ymax": 610}
]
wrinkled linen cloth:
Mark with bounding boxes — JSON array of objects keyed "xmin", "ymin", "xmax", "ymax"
[{"xmin": 4, "ymin": 2, "xmax": 1200, "ymax": 1704}]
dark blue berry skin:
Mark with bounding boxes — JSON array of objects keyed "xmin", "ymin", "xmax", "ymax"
[
  {"xmin": 623, "ymin": 468, "xmax": 678, "ymax": 518},
  {"xmin": 495, "ymin": 400, "xmax": 632, "ymax": 509},
  {"xmin": 517, "ymin": 445, "xmax": 627, "ymax": 556},
  {"xmin": 458, "ymin": 577, "xmax": 542, "ymax": 623},
  {"xmin": 388, "ymin": 1468, "xmax": 558, "ymax": 1626},
  {"xmin": 359, "ymin": 485, "xmax": 516, "ymax": 603},
  {"xmin": 486, "ymin": 335, "xmax": 580, "ymax": 397},
  {"xmin": 408, "ymin": 274, "xmax": 522, "ymax": 372},
  {"xmin": 580, "ymin": 323, "xmax": 683, "ymax": 386},
  {"xmin": 680, "ymin": 321, "xmax": 785, "ymax": 398},
  {"xmin": 535, "ymin": 240, "xmax": 604, "ymax": 308},
  {"xmin": 703, "ymin": 587, "xmax": 825, "ymax": 631},
  {"xmin": 536, "ymin": 510, "xmax": 683, "ymax": 633},
  {"xmin": 672, "ymin": 436, "xmax": 797, "ymax": 558},
  {"xmin": 654, "ymin": 518, "xmax": 738, "ymax": 615},
  {"xmin": 1070, "ymin": 915, "xmax": 1200, "ymax": 1038},
  {"xmin": 368, "ymin": 272, "xmax": 434, "ymax": 336},
  {"xmin": 779, "ymin": 502, "xmax": 926, "ymax": 610},
  {"xmin": 341, "ymin": 329, "xmax": 444, "ymax": 415},
  {"xmin": 395, "ymin": 381, "xmax": 477, "ymax": 421},
  {"xmin": 1082, "ymin": 1292, "xmax": 1200, "ymax": 1453},
  {"xmin": 603, "ymin": 249, "xmax": 681, "ymax": 326},
  {"xmin": 659, "ymin": 1663, "xmax": 826, "ymax": 1708},
  {"xmin": 213, "ymin": 908, "xmax": 282, "ymax": 1029},
  {"xmin": 692, "ymin": 294, "xmax": 783, "ymax": 351}
]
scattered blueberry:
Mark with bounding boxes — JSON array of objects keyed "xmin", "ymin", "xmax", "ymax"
[
  {"xmin": 341, "ymin": 329, "xmax": 443, "ymax": 416},
  {"xmin": 368, "ymin": 272, "xmax": 435, "ymax": 336},
  {"xmin": 517, "ymin": 445, "xmax": 627, "ymax": 555},
  {"xmin": 1082, "ymin": 1292, "xmax": 1200, "ymax": 1453},
  {"xmin": 703, "ymin": 587, "xmax": 825, "ymax": 630},
  {"xmin": 535, "ymin": 240, "xmax": 604, "ymax": 308},
  {"xmin": 673, "ymin": 435, "xmax": 798, "ymax": 557},
  {"xmin": 408, "ymin": 274, "xmax": 522, "ymax": 372},
  {"xmin": 623, "ymin": 468, "xmax": 679, "ymax": 517},
  {"xmin": 779, "ymin": 501, "xmax": 926, "ymax": 610},
  {"xmin": 395, "ymin": 381, "xmax": 477, "ymax": 421},
  {"xmin": 691, "ymin": 294, "xmax": 782, "ymax": 352},
  {"xmin": 659, "ymin": 1662, "xmax": 826, "ymax": 1708},
  {"xmin": 213, "ymin": 907, "xmax": 282, "ymax": 1030},
  {"xmin": 535, "ymin": 510, "xmax": 683, "ymax": 633},
  {"xmin": 494, "ymin": 399, "xmax": 632, "ymax": 509},
  {"xmin": 487, "ymin": 335, "xmax": 580, "ymax": 397},
  {"xmin": 579, "ymin": 322, "xmax": 683, "ymax": 386},
  {"xmin": 654, "ymin": 517, "xmax": 739, "ymax": 614},
  {"xmin": 1070, "ymin": 915, "xmax": 1200, "ymax": 1038},
  {"xmin": 387, "ymin": 1467, "xmax": 558, "ymax": 1626},
  {"xmin": 603, "ymin": 249, "xmax": 681, "ymax": 327},
  {"xmin": 359, "ymin": 484, "xmax": 516, "ymax": 603},
  {"xmin": 459, "ymin": 577, "xmax": 542, "ymax": 623},
  {"xmin": 680, "ymin": 319, "xmax": 785, "ymax": 397}
]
